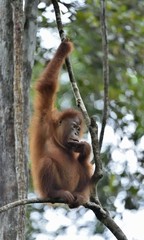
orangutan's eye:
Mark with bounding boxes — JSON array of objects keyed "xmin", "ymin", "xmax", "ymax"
[{"xmin": 58, "ymin": 120, "xmax": 62, "ymax": 126}]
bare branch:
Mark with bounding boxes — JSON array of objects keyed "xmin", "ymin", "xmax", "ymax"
[
  {"xmin": 51, "ymin": 0, "xmax": 90, "ymax": 127},
  {"xmin": 85, "ymin": 202, "xmax": 128, "ymax": 240},
  {"xmin": 0, "ymin": 198, "xmax": 128, "ymax": 240},
  {"xmin": 51, "ymin": 0, "xmax": 103, "ymax": 173},
  {"xmin": 0, "ymin": 198, "xmax": 64, "ymax": 214},
  {"xmin": 51, "ymin": 0, "xmax": 103, "ymax": 199},
  {"xmin": 90, "ymin": 117, "xmax": 103, "ymax": 182},
  {"xmin": 99, "ymin": 0, "xmax": 109, "ymax": 151}
]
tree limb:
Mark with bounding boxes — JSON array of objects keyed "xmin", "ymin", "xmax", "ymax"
[
  {"xmin": 99, "ymin": 0, "xmax": 109, "ymax": 151},
  {"xmin": 85, "ymin": 202, "xmax": 128, "ymax": 240},
  {"xmin": 51, "ymin": 0, "xmax": 103, "ymax": 221},
  {"xmin": 51, "ymin": 0, "xmax": 103, "ymax": 184},
  {"xmin": 90, "ymin": 117, "xmax": 103, "ymax": 182},
  {"xmin": 0, "ymin": 198, "xmax": 64, "ymax": 214},
  {"xmin": 0, "ymin": 198, "xmax": 128, "ymax": 240},
  {"xmin": 51, "ymin": 0, "xmax": 90, "ymax": 127}
]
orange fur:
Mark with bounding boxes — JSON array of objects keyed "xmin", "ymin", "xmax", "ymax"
[{"xmin": 30, "ymin": 40, "xmax": 93, "ymax": 207}]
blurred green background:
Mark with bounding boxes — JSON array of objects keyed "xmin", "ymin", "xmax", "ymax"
[{"xmin": 27, "ymin": 1, "xmax": 144, "ymax": 239}]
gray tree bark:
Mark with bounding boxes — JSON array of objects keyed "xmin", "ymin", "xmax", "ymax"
[{"xmin": 0, "ymin": 0, "xmax": 38, "ymax": 239}]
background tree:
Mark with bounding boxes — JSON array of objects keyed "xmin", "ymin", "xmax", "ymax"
[{"xmin": 0, "ymin": 0, "xmax": 38, "ymax": 239}]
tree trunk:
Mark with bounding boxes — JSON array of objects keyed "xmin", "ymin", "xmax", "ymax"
[
  {"xmin": 0, "ymin": 0, "xmax": 38, "ymax": 239},
  {"xmin": 0, "ymin": 1, "xmax": 17, "ymax": 239}
]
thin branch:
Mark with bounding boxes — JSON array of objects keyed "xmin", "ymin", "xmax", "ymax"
[
  {"xmin": 51, "ymin": 0, "xmax": 90, "ymax": 127},
  {"xmin": 51, "ymin": 0, "xmax": 103, "ymax": 195},
  {"xmin": 85, "ymin": 202, "xmax": 128, "ymax": 240},
  {"xmin": 0, "ymin": 198, "xmax": 128, "ymax": 240},
  {"xmin": 52, "ymin": 0, "xmax": 103, "ymax": 200},
  {"xmin": 0, "ymin": 198, "xmax": 64, "ymax": 214},
  {"xmin": 51, "ymin": 0, "xmax": 103, "ymax": 184},
  {"xmin": 99, "ymin": 0, "xmax": 109, "ymax": 151},
  {"xmin": 90, "ymin": 117, "xmax": 103, "ymax": 182}
]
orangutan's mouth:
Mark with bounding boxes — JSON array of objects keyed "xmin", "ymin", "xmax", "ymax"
[{"xmin": 68, "ymin": 138, "xmax": 79, "ymax": 143}]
